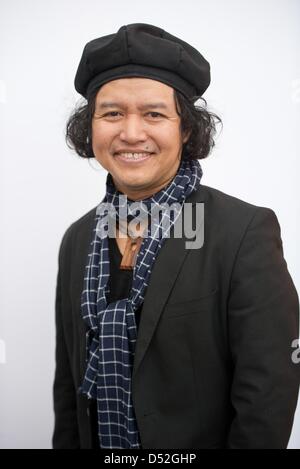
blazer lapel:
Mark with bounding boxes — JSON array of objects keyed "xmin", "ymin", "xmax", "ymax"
[{"xmin": 132, "ymin": 186, "xmax": 205, "ymax": 378}]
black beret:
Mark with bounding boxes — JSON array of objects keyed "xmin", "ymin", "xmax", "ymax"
[{"xmin": 74, "ymin": 23, "xmax": 210, "ymax": 101}]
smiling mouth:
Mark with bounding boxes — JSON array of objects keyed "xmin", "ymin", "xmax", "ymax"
[{"xmin": 114, "ymin": 152, "xmax": 154, "ymax": 163}]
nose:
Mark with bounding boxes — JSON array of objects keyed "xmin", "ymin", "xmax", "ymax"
[{"xmin": 119, "ymin": 114, "xmax": 148, "ymax": 143}]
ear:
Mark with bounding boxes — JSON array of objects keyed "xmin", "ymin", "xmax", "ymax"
[{"xmin": 182, "ymin": 129, "xmax": 192, "ymax": 144}]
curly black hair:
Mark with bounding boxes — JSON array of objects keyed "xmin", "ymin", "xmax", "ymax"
[{"xmin": 65, "ymin": 86, "xmax": 222, "ymax": 161}]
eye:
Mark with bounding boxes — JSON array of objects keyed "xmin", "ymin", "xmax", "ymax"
[
  {"xmin": 147, "ymin": 112, "xmax": 164, "ymax": 118},
  {"xmin": 103, "ymin": 111, "xmax": 121, "ymax": 118}
]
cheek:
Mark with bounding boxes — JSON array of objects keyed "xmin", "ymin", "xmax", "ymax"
[
  {"xmin": 92, "ymin": 124, "xmax": 114, "ymax": 150},
  {"xmin": 142, "ymin": 130, "xmax": 181, "ymax": 155},
  {"xmin": 158, "ymin": 125, "xmax": 182, "ymax": 147},
  {"xmin": 92, "ymin": 122, "xmax": 104, "ymax": 137}
]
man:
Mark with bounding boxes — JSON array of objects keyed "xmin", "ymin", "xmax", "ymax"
[{"xmin": 52, "ymin": 23, "xmax": 300, "ymax": 449}]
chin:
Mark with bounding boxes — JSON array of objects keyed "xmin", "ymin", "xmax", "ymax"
[{"xmin": 117, "ymin": 173, "xmax": 153, "ymax": 186}]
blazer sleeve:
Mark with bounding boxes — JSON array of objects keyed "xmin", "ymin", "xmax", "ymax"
[
  {"xmin": 52, "ymin": 227, "xmax": 80, "ymax": 449},
  {"xmin": 227, "ymin": 207, "xmax": 300, "ymax": 449}
]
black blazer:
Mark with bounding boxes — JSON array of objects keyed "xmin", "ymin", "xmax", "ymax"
[{"xmin": 52, "ymin": 184, "xmax": 300, "ymax": 449}]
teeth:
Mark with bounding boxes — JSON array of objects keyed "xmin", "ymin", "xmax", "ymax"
[{"xmin": 117, "ymin": 152, "xmax": 152, "ymax": 159}]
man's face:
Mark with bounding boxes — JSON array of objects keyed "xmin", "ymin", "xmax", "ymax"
[{"xmin": 92, "ymin": 78, "xmax": 189, "ymax": 200}]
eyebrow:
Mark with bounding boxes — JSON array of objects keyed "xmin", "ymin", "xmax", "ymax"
[{"xmin": 96, "ymin": 101, "xmax": 169, "ymax": 111}]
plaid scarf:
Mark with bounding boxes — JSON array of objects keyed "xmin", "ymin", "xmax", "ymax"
[{"xmin": 79, "ymin": 158, "xmax": 203, "ymax": 448}]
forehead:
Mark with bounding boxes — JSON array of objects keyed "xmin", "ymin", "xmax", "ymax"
[{"xmin": 95, "ymin": 77, "xmax": 175, "ymax": 108}]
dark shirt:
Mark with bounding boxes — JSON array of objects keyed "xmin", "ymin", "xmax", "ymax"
[
  {"xmin": 90, "ymin": 236, "xmax": 143, "ymax": 448},
  {"xmin": 107, "ymin": 235, "xmax": 142, "ymax": 329}
]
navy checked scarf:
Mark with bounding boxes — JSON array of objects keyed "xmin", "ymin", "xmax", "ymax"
[{"xmin": 79, "ymin": 158, "xmax": 203, "ymax": 448}]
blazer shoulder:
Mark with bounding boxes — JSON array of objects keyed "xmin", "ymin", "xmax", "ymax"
[
  {"xmin": 67, "ymin": 206, "xmax": 97, "ymax": 233},
  {"xmin": 58, "ymin": 206, "xmax": 97, "ymax": 263},
  {"xmin": 196, "ymin": 183, "xmax": 277, "ymax": 218},
  {"xmin": 193, "ymin": 184, "xmax": 280, "ymax": 241}
]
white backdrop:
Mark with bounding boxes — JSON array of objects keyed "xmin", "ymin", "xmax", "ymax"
[{"xmin": 0, "ymin": 0, "xmax": 299, "ymax": 449}]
